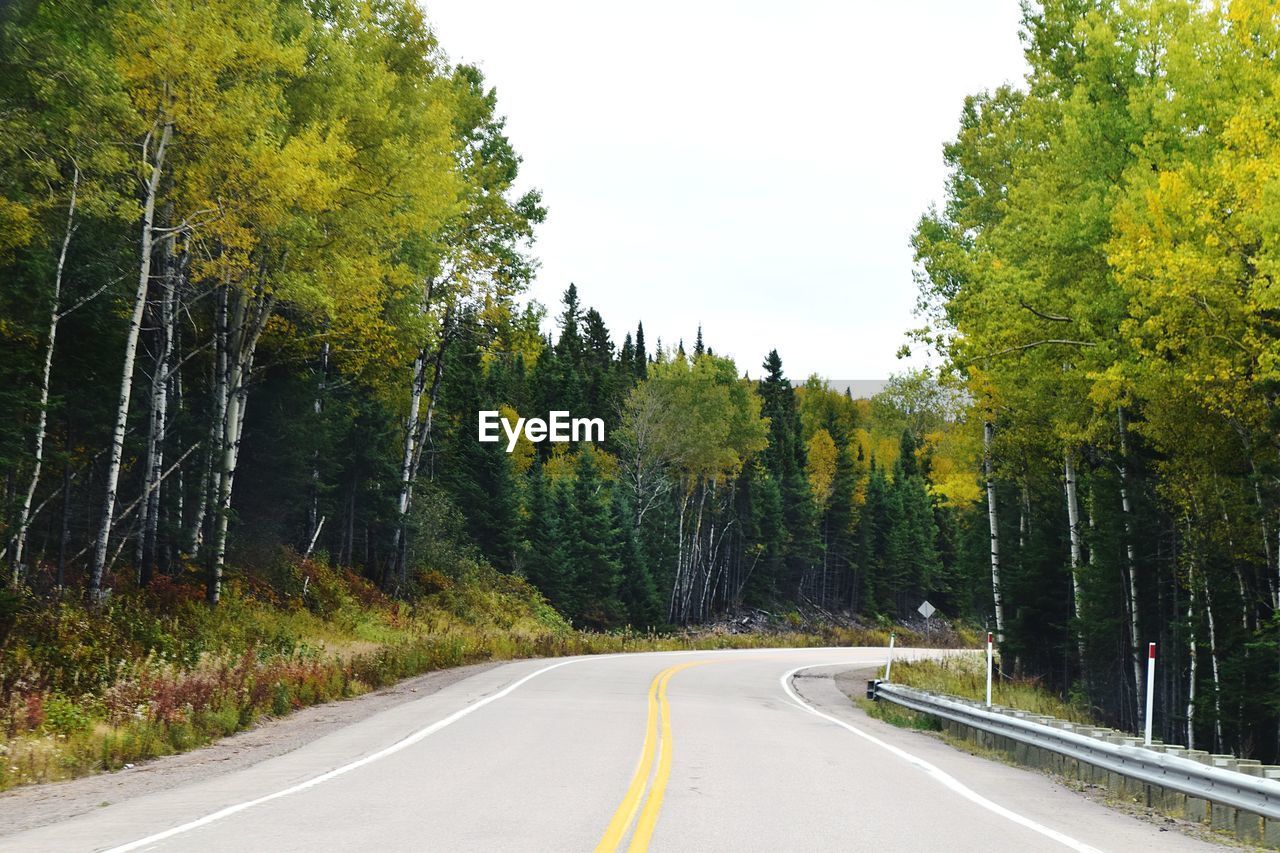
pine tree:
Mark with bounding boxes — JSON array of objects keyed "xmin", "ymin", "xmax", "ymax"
[
  {"xmin": 757, "ymin": 350, "xmax": 818, "ymax": 596},
  {"xmin": 857, "ymin": 460, "xmax": 889, "ymax": 614},
  {"xmin": 612, "ymin": 489, "xmax": 662, "ymax": 628},
  {"xmin": 570, "ymin": 451, "xmax": 624, "ymax": 628},
  {"xmin": 633, "ymin": 322, "xmax": 648, "ymax": 380},
  {"xmin": 582, "ymin": 308, "xmax": 616, "ymax": 420},
  {"xmin": 619, "ymin": 332, "xmax": 635, "ymax": 379},
  {"xmin": 524, "ymin": 468, "xmax": 576, "ymax": 614},
  {"xmin": 826, "ymin": 428, "xmax": 858, "ymax": 608},
  {"xmin": 899, "ymin": 429, "xmax": 919, "ymax": 478}
]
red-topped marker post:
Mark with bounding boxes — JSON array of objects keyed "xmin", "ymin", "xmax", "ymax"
[{"xmin": 1144, "ymin": 642, "xmax": 1156, "ymax": 746}]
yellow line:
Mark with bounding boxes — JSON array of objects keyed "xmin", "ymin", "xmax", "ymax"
[
  {"xmin": 595, "ymin": 661, "xmax": 708, "ymax": 852},
  {"xmin": 627, "ymin": 664, "xmax": 682, "ymax": 852},
  {"xmin": 594, "ymin": 668, "xmax": 663, "ymax": 852}
]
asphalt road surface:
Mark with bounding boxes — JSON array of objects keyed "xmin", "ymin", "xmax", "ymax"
[{"xmin": 6, "ymin": 647, "xmax": 1221, "ymax": 852}]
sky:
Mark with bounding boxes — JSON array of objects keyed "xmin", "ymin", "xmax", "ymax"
[{"xmin": 422, "ymin": 1, "xmax": 1030, "ymax": 381}]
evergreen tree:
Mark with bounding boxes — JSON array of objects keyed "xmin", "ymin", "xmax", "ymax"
[
  {"xmin": 826, "ymin": 428, "xmax": 858, "ymax": 608},
  {"xmin": 633, "ymin": 322, "xmax": 648, "ymax": 380},
  {"xmin": 757, "ymin": 350, "xmax": 818, "ymax": 596},
  {"xmin": 857, "ymin": 460, "xmax": 889, "ymax": 613},
  {"xmin": 612, "ymin": 488, "xmax": 662, "ymax": 628},
  {"xmin": 569, "ymin": 451, "xmax": 623, "ymax": 628},
  {"xmin": 619, "ymin": 332, "xmax": 635, "ymax": 379},
  {"xmin": 899, "ymin": 429, "xmax": 919, "ymax": 478},
  {"xmin": 524, "ymin": 471, "xmax": 576, "ymax": 617},
  {"xmin": 582, "ymin": 308, "xmax": 616, "ymax": 420}
]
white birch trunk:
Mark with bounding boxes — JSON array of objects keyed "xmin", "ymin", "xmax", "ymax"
[
  {"xmin": 1117, "ymin": 408, "xmax": 1143, "ymax": 728},
  {"xmin": 90, "ymin": 122, "xmax": 171, "ymax": 601},
  {"xmin": 1064, "ymin": 449, "xmax": 1085, "ymax": 662},
  {"xmin": 1187, "ymin": 565, "xmax": 1197, "ymax": 750},
  {"xmin": 983, "ymin": 421, "xmax": 1005, "ymax": 643},
  {"xmin": 12, "ymin": 166, "xmax": 78, "ymax": 582},
  {"xmin": 1018, "ymin": 483, "xmax": 1028, "ymax": 553},
  {"xmin": 305, "ymin": 341, "xmax": 329, "ymax": 553},
  {"xmin": 171, "ymin": 321, "xmax": 184, "ymax": 568},
  {"xmin": 390, "ymin": 351, "xmax": 426, "ymax": 586},
  {"xmin": 1202, "ymin": 574, "xmax": 1224, "ymax": 751},
  {"xmin": 669, "ymin": 490, "xmax": 689, "ymax": 623},
  {"xmin": 140, "ymin": 248, "xmax": 176, "ymax": 582},
  {"xmin": 207, "ymin": 289, "xmax": 273, "ymax": 605},
  {"xmin": 1250, "ymin": 472, "xmax": 1274, "ymax": 607},
  {"xmin": 188, "ymin": 285, "xmax": 229, "ymax": 559}
]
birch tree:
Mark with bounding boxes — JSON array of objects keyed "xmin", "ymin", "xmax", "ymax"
[{"xmin": 385, "ymin": 65, "xmax": 544, "ymax": 590}]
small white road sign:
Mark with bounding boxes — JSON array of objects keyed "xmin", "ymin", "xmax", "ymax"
[{"xmin": 917, "ymin": 600, "xmax": 936, "ymax": 619}]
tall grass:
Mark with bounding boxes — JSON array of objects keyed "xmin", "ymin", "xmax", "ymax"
[{"xmin": 886, "ymin": 655, "xmax": 1096, "ymax": 724}]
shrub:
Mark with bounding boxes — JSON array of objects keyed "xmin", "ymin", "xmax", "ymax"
[{"xmin": 41, "ymin": 695, "xmax": 91, "ymax": 736}]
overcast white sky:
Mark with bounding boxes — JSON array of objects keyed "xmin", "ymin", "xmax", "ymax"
[{"xmin": 423, "ymin": 1, "xmax": 1030, "ymax": 380}]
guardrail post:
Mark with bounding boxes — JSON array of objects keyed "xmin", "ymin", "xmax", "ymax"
[
  {"xmin": 1157, "ymin": 745, "xmax": 1188, "ymax": 815},
  {"xmin": 1185, "ymin": 751, "xmax": 1212, "ymax": 822},
  {"xmin": 1236, "ymin": 765, "xmax": 1266, "ymax": 843}
]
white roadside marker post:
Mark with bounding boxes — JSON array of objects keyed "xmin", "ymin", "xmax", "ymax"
[
  {"xmin": 986, "ymin": 631, "xmax": 994, "ymax": 708},
  {"xmin": 884, "ymin": 632, "xmax": 895, "ymax": 682},
  {"xmin": 1144, "ymin": 642, "xmax": 1156, "ymax": 746}
]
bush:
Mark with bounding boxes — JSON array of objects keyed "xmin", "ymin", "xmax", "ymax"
[{"xmin": 41, "ymin": 695, "xmax": 91, "ymax": 736}]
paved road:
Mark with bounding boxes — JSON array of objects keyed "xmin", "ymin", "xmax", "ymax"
[{"xmin": 7, "ymin": 647, "xmax": 1219, "ymax": 852}]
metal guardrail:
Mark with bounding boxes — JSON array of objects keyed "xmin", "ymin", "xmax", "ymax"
[{"xmin": 872, "ymin": 681, "xmax": 1280, "ymax": 821}]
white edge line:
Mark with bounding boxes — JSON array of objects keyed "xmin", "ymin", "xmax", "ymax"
[
  {"xmin": 105, "ymin": 656, "xmax": 594, "ymax": 853},
  {"xmin": 103, "ymin": 646, "xmax": 844, "ymax": 852},
  {"xmin": 780, "ymin": 663, "xmax": 1103, "ymax": 853},
  {"xmin": 98, "ymin": 647, "xmax": 960, "ymax": 852}
]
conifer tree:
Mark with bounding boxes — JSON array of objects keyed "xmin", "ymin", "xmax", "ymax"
[
  {"xmin": 612, "ymin": 488, "xmax": 661, "ymax": 628},
  {"xmin": 633, "ymin": 322, "xmax": 648, "ymax": 380},
  {"xmin": 567, "ymin": 452, "xmax": 622, "ymax": 627}
]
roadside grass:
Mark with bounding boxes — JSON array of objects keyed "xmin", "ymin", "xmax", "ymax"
[
  {"xmin": 855, "ymin": 696, "xmax": 942, "ymax": 731},
  {"xmin": 879, "ymin": 655, "xmax": 1096, "ymax": 725},
  {"xmin": 0, "ymin": 558, "xmax": 964, "ymax": 792}
]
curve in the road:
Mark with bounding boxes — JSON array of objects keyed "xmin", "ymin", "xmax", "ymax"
[
  {"xmin": 61, "ymin": 648, "xmax": 1199, "ymax": 852},
  {"xmin": 781, "ymin": 663, "xmax": 1100, "ymax": 853},
  {"xmin": 596, "ymin": 659, "xmax": 720, "ymax": 853}
]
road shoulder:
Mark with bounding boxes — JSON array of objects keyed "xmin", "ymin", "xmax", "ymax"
[
  {"xmin": 816, "ymin": 667, "xmax": 1234, "ymax": 851},
  {"xmin": 0, "ymin": 660, "xmax": 504, "ymax": 837}
]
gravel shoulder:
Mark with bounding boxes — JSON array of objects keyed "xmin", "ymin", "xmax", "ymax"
[{"xmin": 0, "ymin": 660, "xmax": 504, "ymax": 837}]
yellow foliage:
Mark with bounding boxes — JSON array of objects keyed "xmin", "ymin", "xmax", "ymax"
[
  {"xmin": 499, "ymin": 405, "xmax": 535, "ymax": 475},
  {"xmin": 805, "ymin": 429, "xmax": 837, "ymax": 508}
]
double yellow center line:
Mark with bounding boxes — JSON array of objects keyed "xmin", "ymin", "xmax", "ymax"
[{"xmin": 595, "ymin": 660, "xmax": 711, "ymax": 852}]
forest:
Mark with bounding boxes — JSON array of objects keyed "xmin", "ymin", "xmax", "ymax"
[
  {"xmin": 1, "ymin": 0, "xmax": 1278, "ymax": 773},
  {"xmin": 913, "ymin": 0, "xmax": 1280, "ymax": 762}
]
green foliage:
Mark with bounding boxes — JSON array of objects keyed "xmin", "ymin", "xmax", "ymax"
[{"xmin": 913, "ymin": 0, "xmax": 1280, "ymax": 760}]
